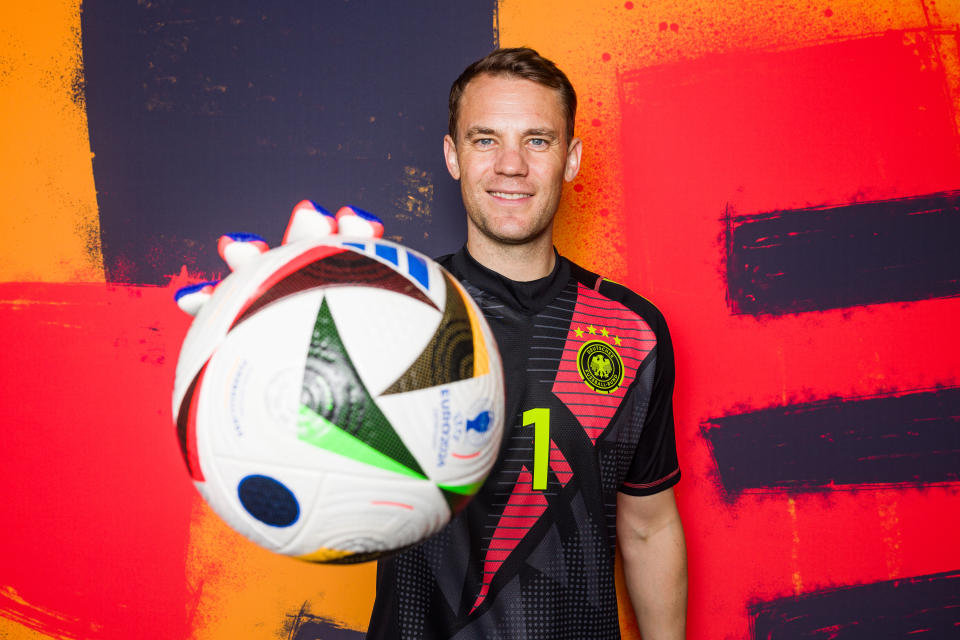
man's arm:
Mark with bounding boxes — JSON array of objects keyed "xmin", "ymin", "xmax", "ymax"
[{"xmin": 617, "ymin": 487, "xmax": 687, "ymax": 640}]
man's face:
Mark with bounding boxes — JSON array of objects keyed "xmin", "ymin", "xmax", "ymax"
[{"xmin": 444, "ymin": 74, "xmax": 581, "ymax": 247}]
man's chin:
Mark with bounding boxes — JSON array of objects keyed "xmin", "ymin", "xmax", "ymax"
[
  {"xmin": 478, "ymin": 223, "xmax": 552, "ymax": 246},
  {"xmin": 467, "ymin": 207, "xmax": 555, "ymax": 246}
]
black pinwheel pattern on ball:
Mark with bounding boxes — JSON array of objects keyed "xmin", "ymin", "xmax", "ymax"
[
  {"xmin": 301, "ymin": 297, "xmax": 425, "ymax": 477},
  {"xmin": 233, "ymin": 247, "xmax": 437, "ymax": 329},
  {"xmin": 382, "ymin": 272, "xmax": 475, "ymax": 395}
]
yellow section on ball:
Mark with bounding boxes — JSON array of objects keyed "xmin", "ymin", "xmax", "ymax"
[
  {"xmin": 297, "ymin": 547, "xmax": 355, "ymax": 563},
  {"xmin": 448, "ymin": 274, "xmax": 490, "ymax": 377}
]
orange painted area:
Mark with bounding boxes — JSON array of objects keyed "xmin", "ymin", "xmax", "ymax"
[
  {"xmin": 0, "ymin": 618, "xmax": 59, "ymax": 640},
  {"xmin": 0, "ymin": 585, "xmax": 88, "ymax": 640},
  {"xmin": 612, "ymin": 548, "xmax": 642, "ymax": 640},
  {"xmin": 0, "ymin": 0, "xmax": 103, "ymax": 282},
  {"xmin": 497, "ymin": 0, "xmax": 946, "ymax": 285},
  {"xmin": 185, "ymin": 496, "xmax": 375, "ymax": 639}
]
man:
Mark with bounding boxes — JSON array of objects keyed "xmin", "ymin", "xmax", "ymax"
[{"xmin": 366, "ymin": 47, "xmax": 686, "ymax": 639}]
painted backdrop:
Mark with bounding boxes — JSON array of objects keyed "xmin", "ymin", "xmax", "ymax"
[{"xmin": 1, "ymin": 1, "xmax": 958, "ymax": 638}]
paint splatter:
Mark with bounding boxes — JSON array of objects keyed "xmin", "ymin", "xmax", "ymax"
[{"xmin": 394, "ymin": 165, "xmax": 435, "ymax": 242}]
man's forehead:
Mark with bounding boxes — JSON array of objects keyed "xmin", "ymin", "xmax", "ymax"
[
  {"xmin": 457, "ymin": 74, "xmax": 566, "ymax": 131},
  {"xmin": 461, "ymin": 73, "xmax": 562, "ymax": 105}
]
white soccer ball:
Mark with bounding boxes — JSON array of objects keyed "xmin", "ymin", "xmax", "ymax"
[{"xmin": 172, "ymin": 237, "xmax": 504, "ymax": 563}]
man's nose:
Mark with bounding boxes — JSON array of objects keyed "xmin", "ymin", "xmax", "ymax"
[{"xmin": 494, "ymin": 144, "xmax": 528, "ymax": 176}]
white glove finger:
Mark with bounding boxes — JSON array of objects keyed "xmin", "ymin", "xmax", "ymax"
[
  {"xmin": 174, "ymin": 280, "xmax": 220, "ymax": 316},
  {"xmin": 283, "ymin": 199, "xmax": 338, "ymax": 244},
  {"xmin": 218, "ymin": 232, "xmax": 269, "ymax": 272},
  {"xmin": 336, "ymin": 205, "xmax": 385, "ymax": 239}
]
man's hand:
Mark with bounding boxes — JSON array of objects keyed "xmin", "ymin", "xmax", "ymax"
[
  {"xmin": 174, "ymin": 200, "xmax": 384, "ymax": 316},
  {"xmin": 617, "ymin": 488, "xmax": 687, "ymax": 640}
]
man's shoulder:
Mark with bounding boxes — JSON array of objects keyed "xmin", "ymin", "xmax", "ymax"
[{"xmin": 564, "ymin": 257, "xmax": 670, "ymax": 333}]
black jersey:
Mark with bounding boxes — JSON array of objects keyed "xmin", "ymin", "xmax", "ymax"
[{"xmin": 366, "ymin": 247, "xmax": 680, "ymax": 640}]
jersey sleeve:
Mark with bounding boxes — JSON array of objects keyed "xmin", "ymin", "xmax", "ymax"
[{"xmin": 617, "ymin": 291, "xmax": 681, "ymax": 496}]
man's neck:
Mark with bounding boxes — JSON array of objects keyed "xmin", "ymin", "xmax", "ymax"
[{"xmin": 465, "ymin": 231, "xmax": 556, "ymax": 282}]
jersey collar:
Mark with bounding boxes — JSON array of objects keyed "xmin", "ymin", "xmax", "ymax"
[{"xmin": 449, "ymin": 246, "xmax": 571, "ymax": 315}]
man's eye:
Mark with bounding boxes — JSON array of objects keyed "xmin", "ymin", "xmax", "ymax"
[
  {"xmin": 529, "ymin": 138, "xmax": 547, "ymax": 147},
  {"xmin": 475, "ymin": 138, "xmax": 494, "ymax": 146}
]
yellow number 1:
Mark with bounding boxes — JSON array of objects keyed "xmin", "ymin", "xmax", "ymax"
[{"xmin": 523, "ymin": 408, "xmax": 550, "ymax": 490}]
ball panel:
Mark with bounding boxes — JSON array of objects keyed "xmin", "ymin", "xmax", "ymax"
[
  {"xmin": 175, "ymin": 363, "xmax": 206, "ymax": 481},
  {"xmin": 231, "ymin": 244, "xmax": 346, "ymax": 326},
  {"xmin": 439, "ymin": 482, "xmax": 483, "ymax": 516},
  {"xmin": 284, "ymin": 472, "xmax": 448, "ymax": 557},
  {"xmin": 173, "ymin": 239, "xmax": 443, "ymax": 415},
  {"xmin": 196, "ymin": 291, "xmax": 321, "ymax": 462},
  {"xmin": 296, "ymin": 546, "xmax": 357, "ymax": 563},
  {"xmin": 197, "ymin": 458, "xmax": 326, "ymax": 552},
  {"xmin": 173, "ymin": 242, "xmax": 321, "ymax": 410},
  {"xmin": 376, "ymin": 375, "xmax": 504, "ymax": 488},
  {"xmin": 324, "ymin": 287, "xmax": 440, "ymax": 396},
  {"xmin": 382, "ymin": 271, "xmax": 476, "ymax": 395},
  {"xmin": 301, "ymin": 297, "xmax": 425, "ymax": 476},
  {"xmin": 237, "ymin": 474, "xmax": 300, "ymax": 527},
  {"xmin": 233, "ymin": 244, "xmax": 436, "ymax": 327},
  {"xmin": 296, "ymin": 404, "xmax": 426, "ymax": 481},
  {"xmin": 337, "ymin": 240, "xmax": 446, "ymax": 309},
  {"xmin": 406, "ymin": 252, "xmax": 429, "ymax": 290},
  {"xmin": 447, "ymin": 273, "xmax": 494, "ymax": 378}
]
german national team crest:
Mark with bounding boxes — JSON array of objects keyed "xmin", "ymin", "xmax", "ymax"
[{"xmin": 576, "ymin": 340, "xmax": 624, "ymax": 394}]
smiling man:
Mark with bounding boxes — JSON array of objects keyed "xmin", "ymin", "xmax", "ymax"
[
  {"xmin": 367, "ymin": 47, "xmax": 687, "ymax": 640},
  {"xmin": 443, "ymin": 71, "xmax": 580, "ymax": 281}
]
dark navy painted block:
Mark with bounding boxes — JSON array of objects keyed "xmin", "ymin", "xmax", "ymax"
[
  {"xmin": 750, "ymin": 570, "xmax": 960, "ymax": 639},
  {"xmin": 282, "ymin": 602, "xmax": 367, "ymax": 639},
  {"xmin": 726, "ymin": 190, "xmax": 960, "ymax": 315},
  {"xmin": 703, "ymin": 387, "xmax": 960, "ymax": 497},
  {"xmin": 82, "ymin": 1, "xmax": 497, "ymax": 283}
]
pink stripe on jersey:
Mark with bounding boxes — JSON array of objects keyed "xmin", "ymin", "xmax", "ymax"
[
  {"xmin": 550, "ymin": 439, "xmax": 573, "ymax": 486},
  {"xmin": 551, "ymin": 283, "xmax": 656, "ymax": 445},
  {"xmin": 470, "ymin": 467, "xmax": 547, "ymax": 613}
]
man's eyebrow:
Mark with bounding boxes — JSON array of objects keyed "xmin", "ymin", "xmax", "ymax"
[
  {"xmin": 461, "ymin": 126, "xmax": 560, "ymax": 141},
  {"xmin": 463, "ymin": 126, "xmax": 498, "ymax": 138},
  {"xmin": 524, "ymin": 128, "xmax": 559, "ymax": 140}
]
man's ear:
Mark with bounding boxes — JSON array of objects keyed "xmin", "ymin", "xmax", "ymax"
[
  {"xmin": 443, "ymin": 134, "xmax": 461, "ymax": 180},
  {"xmin": 564, "ymin": 136, "xmax": 582, "ymax": 182}
]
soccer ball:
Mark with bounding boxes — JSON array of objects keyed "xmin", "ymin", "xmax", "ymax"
[{"xmin": 172, "ymin": 237, "xmax": 504, "ymax": 563}]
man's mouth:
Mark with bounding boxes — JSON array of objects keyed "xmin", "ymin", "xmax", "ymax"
[{"xmin": 489, "ymin": 191, "xmax": 532, "ymax": 200}]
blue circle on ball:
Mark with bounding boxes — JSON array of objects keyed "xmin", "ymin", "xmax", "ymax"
[{"xmin": 237, "ymin": 474, "xmax": 300, "ymax": 527}]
